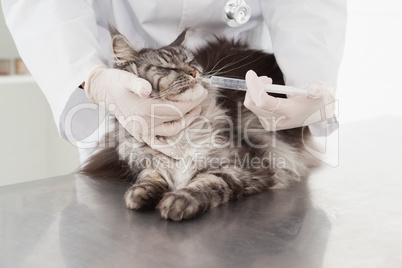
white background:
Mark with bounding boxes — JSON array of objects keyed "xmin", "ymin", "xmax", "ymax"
[{"xmin": 337, "ymin": 0, "xmax": 402, "ymax": 123}]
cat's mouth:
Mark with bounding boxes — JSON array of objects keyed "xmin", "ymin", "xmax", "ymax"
[
  {"xmin": 167, "ymin": 83, "xmax": 206, "ymax": 102},
  {"xmin": 151, "ymin": 78, "xmax": 207, "ymax": 102}
]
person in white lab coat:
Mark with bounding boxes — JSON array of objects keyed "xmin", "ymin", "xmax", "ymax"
[{"xmin": 1, "ymin": 0, "xmax": 346, "ymax": 162}]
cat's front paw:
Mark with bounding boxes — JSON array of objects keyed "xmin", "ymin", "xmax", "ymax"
[
  {"xmin": 157, "ymin": 191, "xmax": 200, "ymax": 221},
  {"xmin": 124, "ymin": 184, "xmax": 162, "ymax": 211}
]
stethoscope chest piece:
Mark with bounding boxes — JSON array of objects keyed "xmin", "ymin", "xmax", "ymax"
[{"xmin": 223, "ymin": 0, "xmax": 251, "ymax": 27}]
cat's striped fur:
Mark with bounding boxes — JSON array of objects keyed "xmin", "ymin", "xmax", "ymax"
[{"xmin": 81, "ymin": 29, "xmax": 319, "ymax": 221}]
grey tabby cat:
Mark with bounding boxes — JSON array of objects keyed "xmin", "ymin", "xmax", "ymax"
[{"xmin": 81, "ymin": 28, "xmax": 319, "ymax": 221}]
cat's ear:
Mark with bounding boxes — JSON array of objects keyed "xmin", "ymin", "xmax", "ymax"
[
  {"xmin": 169, "ymin": 28, "xmax": 191, "ymax": 47},
  {"xmin": 109, "ymin": 25, "xmax": 138, "ymax": 66}
]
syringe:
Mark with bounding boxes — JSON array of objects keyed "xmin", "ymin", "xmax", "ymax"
[
  {"xmin": 203, "ymin": 75, "xmax": 339, "ymax": 137},
  {"xmin": 203, "ymin": 76, "xmax": 307, "ymax": 96}
]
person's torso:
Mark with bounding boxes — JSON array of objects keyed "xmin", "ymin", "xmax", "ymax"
[{"xmin": 89, "ymin": 0, "xmax": 268, "ymax": 65}]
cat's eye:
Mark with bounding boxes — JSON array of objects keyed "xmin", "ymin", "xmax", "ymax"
[{"xmin": 188, "ymin": 71, "xmax": 196, "ymax": 78}]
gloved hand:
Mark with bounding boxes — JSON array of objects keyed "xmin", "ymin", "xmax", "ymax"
[
  {"xmin": 84, "ymin": 66, "xmax": 207, "ymax": 157},
  {"xmin": 244, "ymin": 70, "xmax": 335, "ymax": 131}
]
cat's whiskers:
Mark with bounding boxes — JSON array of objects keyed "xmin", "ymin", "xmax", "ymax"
[
  {"xmin": 203, "ymin": 52, "xmax": 239, "ymax": 76},
  {"xmin": 203, "ymin": 51, "xmax": 261, "ymax": 78},
  {"xmin": 200, "ymin": 43, "xmax": 261, "ymax": 76},
  {"xmin": 149, "ymin": 81, "xmax": 190, "ymax": 100}
]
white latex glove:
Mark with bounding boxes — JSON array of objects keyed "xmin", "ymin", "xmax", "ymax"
[
  {"xmin": 84, "ymin": 66, "xmax": 207, "ymax": 157},
  {"xmin": 244, "ymin": 70, "xmax": 335, "ymax": 131}
]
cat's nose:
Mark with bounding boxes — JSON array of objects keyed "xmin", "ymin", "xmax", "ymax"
[{"xmin": 188, "ymin": 70, "xmax": 196, "ymax": 78}]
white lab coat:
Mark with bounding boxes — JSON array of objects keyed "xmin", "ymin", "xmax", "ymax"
[{"xmin": 1, "ymin": 0, "xmax": 346, "ymax": 146}]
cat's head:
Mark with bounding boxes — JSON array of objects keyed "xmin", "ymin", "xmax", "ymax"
[{"xmin": 110, "ymin": 27, "xmax": 206, "ymax": 102}]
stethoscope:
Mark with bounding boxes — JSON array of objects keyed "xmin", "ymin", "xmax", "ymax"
[{"xmin": 224, "ymin": 0, "xmax": 252, "ymax": 27}]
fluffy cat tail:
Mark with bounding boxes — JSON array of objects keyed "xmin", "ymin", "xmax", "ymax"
[{"xmin": 79, "ymin": 147, "xmax": 136, "ymax": 182}]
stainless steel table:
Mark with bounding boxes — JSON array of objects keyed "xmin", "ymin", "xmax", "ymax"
[{"xmin": 1, "ymin": 117, "xmax": 401, "ymax": 268}]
